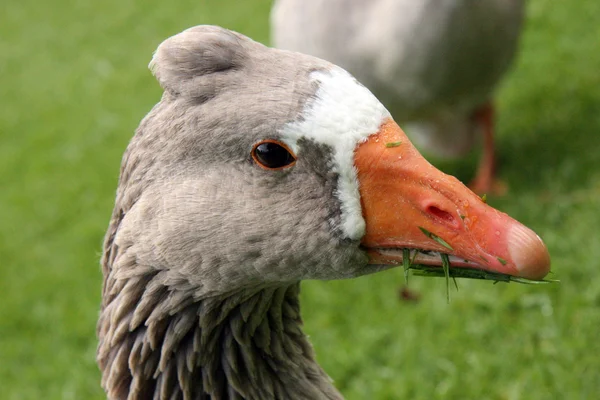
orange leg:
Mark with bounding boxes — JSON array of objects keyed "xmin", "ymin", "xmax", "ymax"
[{"xmin": 468, "ymin": 102, "xmax": 507, "ymax": 196}]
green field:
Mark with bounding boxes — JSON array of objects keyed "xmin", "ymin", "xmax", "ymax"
[{"xmin": 2, "ymin": 0, "xmax": 600, "ymax": 398}]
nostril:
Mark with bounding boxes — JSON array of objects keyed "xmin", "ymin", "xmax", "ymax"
[{"xmin": 426, "ymin": 205, "xmax": 458, "ymax": 227}]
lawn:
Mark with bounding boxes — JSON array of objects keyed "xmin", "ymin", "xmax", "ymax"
[{"xmin": 1, "ymin": 0, "xmax": 600, "ymax": 399}]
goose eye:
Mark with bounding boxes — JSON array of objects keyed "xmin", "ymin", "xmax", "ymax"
[{"xmin": 252, "ymin": 140, "xmax": 296, "ymax": 170}]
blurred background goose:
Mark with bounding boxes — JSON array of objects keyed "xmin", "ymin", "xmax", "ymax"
[
  {"xmin": 271, "ymin": 0, "xmax": 525, "ymax": 194},
  {"xmin": 97, "ymin": 26, "xmax": 549, "ymax": 399}
]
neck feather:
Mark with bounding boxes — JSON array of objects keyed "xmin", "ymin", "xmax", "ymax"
[{"xmin": 98, "ymin": 273, "xmax": 342, "ymax": 399}]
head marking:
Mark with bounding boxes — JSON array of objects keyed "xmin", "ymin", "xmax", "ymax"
[{"xmin": 279, "ymin": 67, "xmax": 390, "ymax": 240}]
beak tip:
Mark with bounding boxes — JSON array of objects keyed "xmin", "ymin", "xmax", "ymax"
[{"xmin": 508, "ymin": 223, "xmax": 551, "ymax": 280}]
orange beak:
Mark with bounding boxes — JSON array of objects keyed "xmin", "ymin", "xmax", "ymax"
[{"xmin": 357, "ymin": 119, "xmax": 550, "ymax": 280}]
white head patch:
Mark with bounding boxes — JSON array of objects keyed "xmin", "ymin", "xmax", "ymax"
[{"xmin": 280, "ymin": 67, "xmax": 390, "ymax": 240}]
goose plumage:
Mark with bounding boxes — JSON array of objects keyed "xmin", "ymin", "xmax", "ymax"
[{"xmin": 97, "ymin": 26, "xmax": 549, "ymax": 400}]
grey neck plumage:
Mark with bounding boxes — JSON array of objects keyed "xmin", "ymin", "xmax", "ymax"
[{"xmin": 97, "ymin": 274, "xmax": 343, "ymax": 400}]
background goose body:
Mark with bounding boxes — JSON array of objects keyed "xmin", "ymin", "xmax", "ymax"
[
  {"xmin": 98, "ymin": 26, "xmax": 549, "ymax": 399},
  {"xmin": 271, "ymin": 0, "xmax": 525, "ymax": 191}
]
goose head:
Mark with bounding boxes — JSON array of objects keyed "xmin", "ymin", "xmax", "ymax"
[{"xmin": 98, "ymin": 25, "xmax": 550, "ymax": 399}]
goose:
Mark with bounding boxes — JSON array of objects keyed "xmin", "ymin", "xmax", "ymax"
[
  {"xmin": 271, "ymin": 0, "xmax": 525, "ymax": 194},
  {"xmin": 97, "ymin": 25, "xmax": 550, "ymax": 400}
]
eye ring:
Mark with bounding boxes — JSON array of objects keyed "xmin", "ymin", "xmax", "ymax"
[{"xmin": 251, "ymin": 140, "xmax": 297, "ymax": 170}]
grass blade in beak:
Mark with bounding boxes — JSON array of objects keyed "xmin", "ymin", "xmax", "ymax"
[
  {"xmin": 441, "ymin": 253, "xmax": 451, "ymax": 303},
  {"xmin": 409, "ymin": 264, "xmax": 560, "ymax": 284},
  {"xmin": 403, "ymin": 248, "xmax": 411, "ymax": 284},
  {"xmin": 508, "ymin": 276, "xmax": 560, "ymax": 284},
  {"xmin": 418, "ymin": 227, "xmax": 454, "ymax": 251}
]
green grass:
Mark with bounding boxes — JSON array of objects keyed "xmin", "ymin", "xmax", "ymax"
[{"xmin": 1, "ymin": 0, "xmax": 600, "ymax": 398}]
